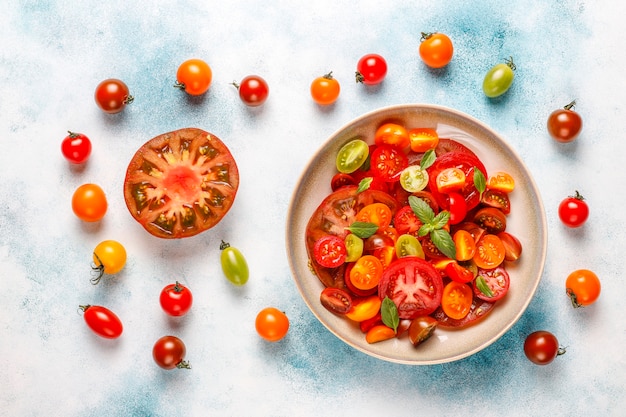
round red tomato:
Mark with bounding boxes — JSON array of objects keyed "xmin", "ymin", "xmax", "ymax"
[
  {"xmin": 305, "ymin": 187, "xmax": 398, "ymax": 288},
  {"xmin": 61, "ymin": 131, "xmax": 92, "ymax": 164},
  {"xmin": 547, "ymin": 101, "xmax": 582, "ymax": 143},
  {"xmin": 524, "ymin": 331, "xmax": 565, "ymax": 365},
  {"xmin": 378, "ymin": 256, "xmax": 443, "ymax": 319},
  {"xmin": 153, "ymin": 335, "xmax": 190, "ymax": 369},
  {"xmin": 94, "ymin": 79, "xmax": 133, "ymax": 114},
  {"xmin": 123, "ymin": 128, "xmax": 239, "ymax": 239},
  {"xmin": 235, "ymin": 75, "xmax": 269, "ymax": 107},
  {"xmin": 558, "ymin": 191, "xmax": 589, "ymax": 228},
  {"xmin": 80, "ymin": 305, "xmax": 123, "ymax": 339},
  {"xmin": 355, "ymin": 54, "xmax": 387, "ymax": 85},
  {"xmin": 160, "ymin": 282, "xmax": 193, "ymax": 316},
  {"xmin": 370, "ymin": 144, "xmax": 408, "ymax": 182}
]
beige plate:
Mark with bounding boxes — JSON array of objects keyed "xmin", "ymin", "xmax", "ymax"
[{"xmin": 285, "ymin": 104, "xmax": 547, "ymax": 365}]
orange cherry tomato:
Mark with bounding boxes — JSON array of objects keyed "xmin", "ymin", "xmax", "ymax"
[
  {"xmin": 365, "ymin": 324, "xmax": 396, "ymax": 344},
  {"xmin": 349, "ymin": 255, "xmax": 384, "ymax": 290},
  {"xmin": 345, "ymin": 295, "xmax": 382, "ymax": 322},
  {"xmin": 310, "ymin": 72, "xmax": 340, "ymax": 105},
  {"xmin": 381, "ymin": 226, "xmax": 399, "ymax": 243},
  {"xmin": 436, "ymin": 167, "xmax": 466, "ymax": 193},
  {"xmin": 473, "ymin": 234, "xmax": 506, "ymax": 269},
  {"xmin": 419, "ymin": 32, "xmax": 454, "ymax": 69},
  {"xmin": 487, "ymin": 171, "xmax": 515, "ymax": 193},
  {"xmin": 408, "ymin": 128, "xmax": 439, "ymax": 152},
  {"xmin": 255, "ymin": 307, "xmax": 290, "ymax": 342},
  {"xmin": 453, "ymin": 229, "xmax": 477, "ymax": 261},
  {"xmin": 72, "ymin": 183, "xmax": 108, "ymax": 222},
  {"xmin": 565, "ymin": 269, "xmax": 601, "ymax": 307},
  {"xmin": 175, "ymin": 58, "xmax": 212, "ymax": 96},
  {"xmin": 441, "ymin": 281, "xmax": 473, "ymax": 320},
  {"xmin": 372, "ymin": 245, "xmax": 396, "ymax": 269},
  {"xmin": 375, "ymin": 123, "xmax": 410, "ymax": 149},
  {"xmin": 356, "ymin": 203, "xmax": 393, "ymax": 231}
]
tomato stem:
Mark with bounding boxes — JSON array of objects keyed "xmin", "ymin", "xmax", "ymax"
[
  {"xmin": 420, "ymin": 32, "xmax": 434, "ymax": 41},
  {"xmin": 557, "ymin": 346, "xmax": 567, "ymax": 356},
  {"xmin": 123, "ymin": 95, "xmax": 134, "ymax": 105},
  {"xmin": 177, "ymin": 360, "xmax": 192, "ymax": 369},
  {"xmin": 570, "ymin": 190, "xmax": 585, "ymax": 201},
  {"xmin": 564, "ymin": 100, "xmax": 577, "ymax": 111},
  {"xmin": 231, "ymin": 81, "xmax": 240, "ymax": 89},
  {"xmin": 505, "ymin": 56, "xmax": 516, "ymax": 71},
  {"xmin": 220, "ymin": 240, "xmax": 231, "ymax": 251},
  {"xmin": 173, "ymin": 81, "xmax": 186, "ymax": 90},
  {"xmin": 323, "ymin": 71, "xmax": 334, "ymax": 80},
  {"xmin": 90, "ymin": 253, "xmax": 105, "ymax": 285},
  {"xmin": 566, "ymin": 288, "xmax": 583, "ymax": 308}
]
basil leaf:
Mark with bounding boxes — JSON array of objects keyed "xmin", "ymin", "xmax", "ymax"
[
  {"xmin": 417, "ymin": 223, "xmax": 433, "ymax": 237},
  {"xmin": 381, "ymin": 297, "xmax": 399, "ymax": 333},
  {"xmin": 475, "ymin": 275, "xmax": 494, "ymax": 298},
  {"xmin": 356, "ymin": 177, "xmax": 372, "ymax": 193},
  {"xmin": 346, "ymin": 222, "xmax": 378, "ymax": 238},
  {"xmin": 474, "ymin": 168, "xmax": 486, "ymax": 197},
  {"xmin": 431, "ymin": 211, "xmax": 450, "ymax": 230},
  {"xmin": 430, "ymin": 229, "xmax": 456, "ymax": 259},
  {"xmin": 420, "ymin": 149, "xmax": 436, "ymax": 170},
  {"xmin": 408, "ymin": 195, "xmax": 434, "ymax": 224}
]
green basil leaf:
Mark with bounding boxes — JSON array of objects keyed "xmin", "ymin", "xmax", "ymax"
[
  {"xmin": 346, "ymin": 221, "xmax": 378, "ymax": 238},
  {"xmin": 418, "ymin": 223, "xmax": 433, "ymax": 237},
  {"xmin": 420, "ymin": 149, "xmax": 436, "ymax": 170},
  {"xmin": 356, "ymin": 177, "xmax": 372, "ymax": 193},
  {"xmin": 431, "ymin": 211, "xmax": 450, "ymax": 230},
  {"xmin": 475, "ymin": 275, "xmax": 494, "ymax": 298},
  {"xmin": 430, "ymin": 229, "xmax": 456, "ymax": 259},
  {"xmin": 408, "ymin": 195, "xmax": 434, "ymax": 224},
  {"xmin": 474, "ymin": 168, "xmax": 486, "ymax": 197},
  {"xmin": 381, "ymin": 297, "xmax": 399, "ymax": 333}
]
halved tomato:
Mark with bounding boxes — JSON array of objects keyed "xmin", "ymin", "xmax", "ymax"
[
  {"xmin": 481, "ymin": 189, "xmax": 511, "ymax": 214},
  {"xmin": 378, "ymin": 256, "xmax": 443, "ymax": 319},
  {"xmin": 375, "ymin": 123, "xmax": 410, "ymax": 149},
  {"xmin": 473, "ymin": 234, "xmax": 505, "ymax": 270},
  {"xmin": 123, "ymin": 128, "xmax": 239, "ymax": 238},
  {"xmin": 356, "ymin": 203, "xmax": 393, "ymax": 231},
  {"xmin": 313, "ymin": 235, "xmax": 347, "ymax": 268},
  {"xmin": 408, "ymin": 128, "xmax": 439, "ymax": 152},
  {"xmin": 473, "ymin": 266, "xmax": 510, "ymax": 301},
  {"xmin": 487, "ymin": 171, "xmax": 515, "ymax": 193},
  {"xmin": 349, "ymin": 255, "xmax": 383, "ymax": 290},
  {"xmin": 435, "ymin": 167, "xmax": 466, "ymax": 193},
  {"xmin": 330, "ymin": 172, "xmax": 357, "ymax": 191},
  {"xmin": 453, "ymin": 229, "xmax": 476, "ymax": 261},
  {"xmin": 393, "ymin": 205, "xmax": 422, "ymax": 235},
  {"xmin": 441, "ymin": 281, "xmax": 473, "ymax": 320},
  {"xmin": 370, "ymin": 144, "xmax": 409, "ymax": 182},
  {"xmin": 345, "ymin": 295, "xmax": 382, "ymax": 322},
  {"xmin": 473, "ymin": 207, "xmax": 507, "ymax": 234},
  {"xmin": 432, "ymin": 297, "xmax": 495, "ymax": 328}
]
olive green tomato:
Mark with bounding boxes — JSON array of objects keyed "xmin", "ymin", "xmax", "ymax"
[
  {"xmin": 344, "ymin": 234, "xmax": 364, "ymax": 262},
  {"xmin": 336, "ymin": 139, "xmax": 369, "ymax": 174},
  {"xmin": 399, "ymin": 165, "xmax": 429, "ymax": 193},
  {"xmin": 483, "ymin": 61, "xmax": 515, "ymax": 98},
  {"xmin": 220, "ymin": 241, "xmax": 249, "ymax": 285},
  {"xmin": 395, "ymin": 234, "xmax": 425, "ymax": 259}
]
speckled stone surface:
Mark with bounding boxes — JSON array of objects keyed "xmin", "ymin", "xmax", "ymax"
[{"xmin": 1, "ymin": 1, "xmax": 624, "ymax": 416}]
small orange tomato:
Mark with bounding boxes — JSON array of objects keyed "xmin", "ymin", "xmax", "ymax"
[
  {"xmin": 419, "ymin": 32, "xmax": 454, "ymax": 69},
  {"xmin": 310, "ymin": 72, "xmax": 340, "ymax": 105},
  {"xmin": 345, "ymin": 295, "xmax": 382, "ymax": 322},
  {"xmin": 375, "ymin": 123, "xmax": 410, "ymax": 149},
  {"xmin": 365, "ymin": 324, "xmax": 396, "ymax": 344},
  {"xmin": 408, "ymin": 128, "xmax": 439, "ymax": 152},
  {"xmin": 566, "ymin": 269, "xmax": 601, "ymax": 308},
  {"xmin": 255, "ymin": 307, "xmax": 290, "ymax": 342},
  {"xmin": 487, "ymin": 171, "xmax": 515, "ymax": 193},
  {"xmin": 436, "ymin": 167, "xmax": 466, "ymax": 193},
  {"xmin": 349, "ymin": 255, "xmax": 384, "ymax": 290},
  {"xmin": 72, "ymin": 183, "xmax": 108, "ymax": 222},
  {"xmin": 175, "ymin": 58, "xmax": 212, "ymax": 96},
  {"xmin": 473, "ymin": 234, "xmax": 505, "ymax": 270},
  {"xmin": 453, "ymin": 229, "xmax": 477, "ymax": 261},
  {"xmin": 356, "ymin": 203, "xmax": 393, "ymax": 231},
  {"xmin": 441, "ymin": 281, "xmax": 473, "ymax": 320}
]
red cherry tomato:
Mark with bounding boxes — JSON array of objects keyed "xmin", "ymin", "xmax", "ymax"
[
  {"xmin": 370, "ymin": 144, "xmax": 409, "ymax": 182},
  {"xmin": 313, "ymin": 235, "xmax": 347, "ymax": 268},
  {"xmin": 234, "ymin": 75, "xmax": 269, "ymax": 107},
  {"xmin": 473, "ymin": 266, "xmax": 510, "ymax": 301},
  {"xmin": 175, "ymin": 58, "xmax": 212, "ymax": 96},
  {"xmin": 524, "ymin": 331, "xmax": 565, "ymax": 365},
  {"xmin": 61, "ymin": 131, "xmax": 92, "ymax": 164},
  {"xmin": 153, "ymin": 335, "xmax": 190, "ymax": 369},
  {"xmin": 320, "ymin": 287, "xmax": 353, "ymax": 315},
  {"xmin": 419, "ymin": 32, "xmax": 454, "ymax": 68},
  {"xmin": 94, "ymin": 79, "xmax": 133, "ymax": 114},
  {"xmin": 80, "ymin": 305, "xmax": 123, "ymax": 339},
  {"xmin": 160, "ymin": 282, "xmax": 193, "ymax": 317},
  {"xmin": 355, "ymin": 53, "xmax": 387, "ymax": 85},
  {"xmin": 547, "ymin": 101, "xmax": 582, "ymax": 143},
  {"xmin": 558, "ymin": 191, "xmax": 589, "ymax": 228}
]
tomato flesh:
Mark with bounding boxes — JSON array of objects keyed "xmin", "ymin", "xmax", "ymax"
[{"xmin": 123, "ymin": 128, "xmax": 239, "ymax": 239}]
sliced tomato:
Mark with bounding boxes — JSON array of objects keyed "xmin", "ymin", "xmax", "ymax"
[
  {"xmin": 356, "ymin": 202, "xmax": 393, "ymax": 231},
  {"xmin": 432, "ymin": 297, "xmax": 496, "ymax": 328},
  {"xmin": 349, "ymin": 255, "xmax": 383, "ymax": 290},
  {"xmin": 359, "ymin": 312, "xmax": 383, "ymax": 333},
  {"xmin": 421, "ymin": 235, "xmax": 446, "ymax": 259},
  {"xmin": 330, "ymin": 173, "xmax": 357, "ymax": 191},
  {"xmin": 365, "ymin": 324, "xmax": 396, "ymax": 344},
  {"xmin": 473, "ymin": 207, "xmax": 507, "ymax": 234},
  {"xmin": 378, "ymin": 257, "xmax": 443, "ymax": 319},
  {"xmin": 448, "ymin": 192, "xmax": 467, "ymax": 225},
  {"xmin": 375, "ymin": 123, "xmax": 410, "ymax": 149},
  {"xmin": 408, "ymin": 128, "xmax": 439, "ymax": 153},
  {"xmin": 473, "ymin": 266, "xmax": 510, "ymax": 301},
  {"xmin": 487, "ymin": 171, "xmax": 515, "ymax": 193},
  {"xmin": 305, "ymin": 186, "xmax": 398, "ymax": 288},
  {"xmin": 441, "ymin": 281, "xmax": 473, "ymax": 320},
  {"xmin": 320, "ymin": 287, "xmax": 353, "ymax": 315},
  {"xmin": 434, "ymin": 138, "xmax": 478, "ymax": 157},
  {"xmin": 497, "ymin": 231, "xmax": 522, "ymax": 262},
  {"xmin": 123, "ymin": 128, "xmax": 239, "ymax": 238},
  {"xmin": 344, "ymin": 262, "xmax": 378, "ymax": 297},
  {"xmin": 313, "ymin": 235, "xmax": 347, "ymax": 268},
  {"xmin": 344, "ymin": 234, "xmax": 364, "ymax": 262},
  {"xmin": 393, "ymin": 205, "xmax": 422, "ymax": 235},
  {"xmin": 412, "ymin": 190, "xmax": 439, "ymax": 213},
  {"xmin": 370, "ymin": 144, "xmax": 409, "ymax": 182},
  {"xmin": 436, "ymin": 167, "xmax": 466, "ymax": 193},
  {"xmin": 473, "ymin": 234, "xmax": 505, "ymax": 270},
  {"xmin": 452, "ymin": 222, "xmax": 486, "ymax": 243},
  {"xmin": 345, "ymin": 295, "xmax": 382, "ymax": 322},
  {"xmin": 445, "ymin": 261, "xmax": 475, "ymax": 284},
  {"xmin": 481, "ymin": 189, "xmax": 511, "ymax": 214},
  {"xmin": 453, "ymin": 229, "xmax": 476, "ymax": 261}
]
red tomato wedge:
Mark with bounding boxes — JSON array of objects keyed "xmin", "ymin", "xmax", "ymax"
[{"xmin": 123, "ymin": 128, "xmax": 239, "ymax": 238}]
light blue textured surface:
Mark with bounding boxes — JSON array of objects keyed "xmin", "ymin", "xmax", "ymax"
[{"xmin": 1, "ymin": 1, "xmax": 624, "ymax": 416}]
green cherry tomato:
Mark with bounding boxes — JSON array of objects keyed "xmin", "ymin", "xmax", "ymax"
[
  {"xmin": 395, "ymin": 234, "xmax": 425, "ymax": 259},
  {"xmin": 336, "ymin": 139, "xmax": 369, "ymax": 174},
  {"xmin": 220, "ymin": 241, "xmax": 249, "ymax": 286},
  {"xmin": 399, "ymin": 165, "xmax": 429, "ymax": 193},
  {"xmin": 344, "ymin": 234, "xmax": 364, "ymax": 262},
  {"xmin": 483, "ymin": 57, "xmax": 516, "ymax": 98}
]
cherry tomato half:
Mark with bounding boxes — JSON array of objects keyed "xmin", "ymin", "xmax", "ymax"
[
  {"xmin": 565, "ymin": 269, "xmax": 601, "ymax": 308},
  {"xmin": 487, "ymin": 171, "xmax": 515, "ymax": 193},
  {"xmin": 473, "ymin": 266, "xmax": 510, "ymax": 301},
  {"xmin": 548, "ymin": 101, "xmax": 582, "ymax": 143},
  {"xmin": 356, "ymin": 203, "xmax": 393, "ymax": 231},
  {"xmin": 419, "ymin": 32, "xmax": 454, "ymax": 68},
  {"xmin": 311, "ymin": 72, "xmax": 340, "ymax": 105},
  {"xmin": 408, "ymin": 315, "xmax": 438, "ymax": 346},
  {"xmin": 336, "ymin": 139, "xmax": 369, "ymax": 174},
  {"xmin": 313, "ymin": 235, "xmax": 347, "ymax": 268},
  {"xmin": 153, "ymin": 335, "xmax": 191, "ymax": 369},
  {"xmin": 234, "ymin": 75, "xmax": 269, "ymax": 107},
  {"xmin": 441, "ymin": 281, "xmax": 473, "ymax": 320},
  {"xmin": 558, "ymin": 191, "xmax": 589, "ymax": 228},
  {"xmin": 175, "ymin": 58, "xmax": 212, "ymax": 96},
  {"xmin": 72, "ymin": 183, "xmax": 108, "ymax": 222},
  {"xmin": 349, "ymin": 255, "xmax": 384, "ymax": 290},
  {"xmin": 370, "ymin": 144, "xmax": 409, "ymax": 181},
  {"xmin": 94, "ymin": 79, "xmax": 133, "ymax": 114},
  {"xmin": 355, "ymin": 53, "xmax": 387, "ymax": 85},
  {"xmin": 524, "ymin": 331, "xmax": 565, "ymax": 365},
  {"xmin": 91, "ymin": 240, "xmax": 127, "ymax": 284},
  {"xmin": 160, "ymin": 281, "xmax": 193, "ymax": 316},
  {"xmin": 473, "ymin": 234, "xmax": 505, "ymax": 270},
  {"xmin": 255, "ymin": 307, "xmax": 290, "ymax": 342},
  {"xmin": 375, "ymin": 123, "xmax": 409, "ymax": 149},
  {"xmin": 61, "ymin": 131, "xmax": 92, "ymax": 164},
  {"xmin": 483, "ymin": 57, "xmax": 515, "ymax": 98},
  {"xmin": 220, "ymin": 241, "xmax": 249, "ymax": 286},
  {"xmin": 80, "ymin": 305, "xmax": 123, "ymax": 339},
  {"xmin": 408, "ymin": 128, "xmax": 439, "ymax": 152}
]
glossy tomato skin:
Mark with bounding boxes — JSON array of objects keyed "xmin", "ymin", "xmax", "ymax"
[
  {"xmin": 473, "ymin": 266, "xmax": 510, "ymax": 301},
  {"xmin": 91, "ymin": 240, "xmax": 127, "ymax": 284},
  {"xmin": 255, "ymin": 307, "xmax": 290, "ymax": 342},
  {"xmin": 524, "ymin": 331, "xmax": 564, "ymax": 365},
  {"xmin": 236, "ymin": 75, "xmax": 269, "ymax": 107},
  {"xmin": 547, "ymin": 102, "xmax": 582, "ymax": 143},
  {"xmin": 123, "ymin": 128, "xmax": 239, "ymax": 239},
  {"xmin": 94, "ymin": 79, "xmax": 133, "ymax": 114},
  {"xmin": 311, "ymin": 72, "xmax": 340, "ymax": 105},
  {"xmin": 160, "ymin": 282, "xmax": 193, "ymax": 316},
  {"xmin": 153, "ymin": 335, "xmax": 190, "ymax": 369},
  {"xmin": 355, "ymin": 54, "xmax": 387, "ymax": 85},
  {"xmin": 427, "ymin": 151, "xmax": 487, "ymax": 211},
  {"xmin": 558, "ymin": 191, "xmax": 589, "ymax": 228},
  {"xmin": 483, "ymin": 58, "xmax": 515, "ymax": 98},
  {"xmin": 419, "ymin": 32, "xmax": 454, "ymax": 68},
  {"xmin": 565, "ymin": 269, "xmax": 601, "ymax": 307},
  {"xmin": 72, "ymin": 183, "xmax": 108, "ymax": 222},
  {"xmin": 176, "ymin": 58, "xmax": 212, "ymax": 96},
  {"xmin": 80, "ymin": 305, "xmax": 123, "ymax": 339},
  {"xmin": 220, "ymin": 241, "xmax": 249, "ymax": 285},
  {"xmin": 61, "ymin": 131, "xmax": 92, "ymax": 164}
]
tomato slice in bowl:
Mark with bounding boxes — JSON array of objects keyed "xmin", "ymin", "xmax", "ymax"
[{"xmin": 123, "ymin": 128, "xmax": 239, "ymax": 238}]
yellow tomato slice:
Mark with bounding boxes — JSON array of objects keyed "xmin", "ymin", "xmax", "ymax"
[
  {"xmin": 487, "ymin": 171, "xmax": 515, "ymax": 193},
  {"xmin": 408, "ymin": 128, "xmax": 439, "ymax": 152},
  {"xmin": 345, "ymin": 295, "xmax": 382, "ymax": 322},
  {"xmin": 436, "ymin": 167, "xmax": 466, "ymax": 193}
]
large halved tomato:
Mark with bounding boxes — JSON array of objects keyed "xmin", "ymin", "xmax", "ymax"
[{"xmin": 123, "ymin": 128, "xmax": 239, "ymax": 238}]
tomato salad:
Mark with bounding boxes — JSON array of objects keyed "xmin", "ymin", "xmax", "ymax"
[{"xmin": 305, "ymin": 124, "xmax": 522, "ymax": 347}]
